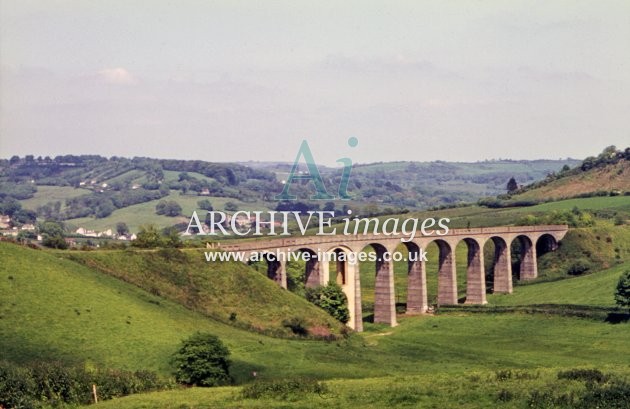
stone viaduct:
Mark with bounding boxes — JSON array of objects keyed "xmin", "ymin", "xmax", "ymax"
[{"xmin": 221, "ymin": 225, "xmax": 568, "ymax": 332}]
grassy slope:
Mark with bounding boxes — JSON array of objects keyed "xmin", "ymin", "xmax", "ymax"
[
  {"xmin": 94, "ymin": 259, "xmax": 630, "ymax": 409},
  {"xmin": 488, "ymin": 262, "xmax": 629, "ymax": 307},
  {"xmin": 515, "ymin": 159, "xmax": 630, "ymax": 201},
  {"xmin": 65, "ymin": 191, "xmax": 267, "ymax": 233},
  {"xmin": 2, "ymin": 242, "xmax": 630, "ymax": 409},
  {"xmin": 20, "ymin": 185, "xmax": 90, "ymax": 211},
  {"xmin": 92, "ymin": 367, "xmax": 630, "ymax": 409},
  {"xmin": 63, "ymin": 248, "xmax": 344, "ymax": 335},
  {"xmin": 0, "ymin": 241, "xmax": 259, "ymax": 375}
]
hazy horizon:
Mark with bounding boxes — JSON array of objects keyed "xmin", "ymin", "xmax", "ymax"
[{"xmin": 1, "ymin": 1, "xmax": 629, "ymax": 166}]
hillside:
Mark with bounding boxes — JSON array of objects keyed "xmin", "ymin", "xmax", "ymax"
[
  {"xmin": 515, "ymin": 159, "xmax": 630, "ymax": 201},
  {"xmin": 0, "ymin": 241, "xmax": 363, "ymax": 382},
  {"xmin": 63, "ymin": 248, "xmax": 344, "ymax": 336},
  {"xmin": 0, "ymin": 155, "xmax": 578, "ymax": 234},
  {"xmin": 489, "ymin": 262, "xmax": 629, "ymax": 307},
  {"xmin": 2, "ymin": 223, "xmax": 630, "ymax": 408}
]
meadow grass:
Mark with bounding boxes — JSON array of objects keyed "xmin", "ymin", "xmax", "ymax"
[
  {"xmin": 488, "ymin": 262, "xmax": 629, "ymax": 307},
  {"xmin": 89, "ymin": 366, "xmax": 630, "ymax": 409},
  {"xmin": 64, "ymin": 190, "xmax": 269, "ymax": 233},
  {"xmin": 3, "ymin": 242, "xmax": 630, "ymax": 384},
  {"xmin": 64, "ymin": 247, "xmax": 344, "ymax": 334},
  {"xmin": 20, "ymin": 185, "xmax": 91, "ymax": 210},
  {"xmin": 3, "ymin": 241, "xmax": 630, "ymax": 408}
]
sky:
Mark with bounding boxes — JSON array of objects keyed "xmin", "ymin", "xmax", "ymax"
[{"xmin": 1, "ymin": 1, "xmax": 629, "ymax": 166}]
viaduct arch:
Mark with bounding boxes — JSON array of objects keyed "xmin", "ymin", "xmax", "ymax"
[{"xmin": 224, "ymin": 225, "xmax": 568, "ymax": 332}]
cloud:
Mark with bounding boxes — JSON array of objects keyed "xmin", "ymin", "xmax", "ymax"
[{"xmin": 98, "ymin": 67, "xmax": 136, "ymax": 85}]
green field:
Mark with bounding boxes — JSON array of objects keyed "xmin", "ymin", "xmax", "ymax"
[
  {"xmin": 21, "ymin": 185, "xmax": 91, "ymax": 211},
  {"xmin": 64, "ymin": 248, "xmax": 344, "ymax": 334},
  {"xmin": 3, "ymin": 193, "xmax": 630, "ymax": 408},
  {"xmin": 488, "ymin": 263, "xmax": 627, "ymax": 307},
  {"xmin": 90, "ymin": 367, "xmax": 630, "ymax": 409},
  {"xmin": 65, "ymin": 191, "xmax": 269, "ymax": 233},
  {"xmin": 2, "ymin": 241, "xmax": 630, "ymax": 382}
]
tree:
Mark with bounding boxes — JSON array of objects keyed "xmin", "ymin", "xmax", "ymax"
[
  {"xmin": 614, "ymin": 270, "xmax": 630, "ymax": 311},
  {"xmin": 506, "ymin": 177, "xmax": 518, "ymax": 193},
  {"xmin": 323, "ymin": 201, "xmax": 336, "ymax": 213},
  {"xmin": 38, "ymin": 221, "xmax": 67, "ymax": 249},
  {"xmin": 133, "ymin": 224, "xmax": 164, "ymax": 248},
  {"xmin": 156, "ymin": 200, "xmax": 182, "ymax": 217},
  {"xmin": 224, "ymin": 202, "xmax": 238, "ymax": 212},
  {"xmin": 95, "ymin": 199, "xmax": 115, "ymax": 218},
  {"xmin": 162, "ymin": 226, "xmax": 182, "ymax": 248},
  {"xmin": 305, "ymin": 283, "xmax": 350, "ymax": 323},
  {"xmin": 197, "ymin": 199, "xmax": 213, "ymax": 211},
  {"xmin": 116, "ymin": 222, "xmax": 129, "ymax": 236},
  {"xmin": 171, "ymin": 332, "xmax": 231, "ymax": 387}
]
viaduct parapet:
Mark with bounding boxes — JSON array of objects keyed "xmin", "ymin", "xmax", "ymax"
[{"xmin": 219, "ymin": 225, "xmax": 569, "ymax": 332}]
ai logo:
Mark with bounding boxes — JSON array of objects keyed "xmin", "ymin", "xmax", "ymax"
[{"xmin": 275, "ymin": 137, "xmax": 358, "ymax": 201}]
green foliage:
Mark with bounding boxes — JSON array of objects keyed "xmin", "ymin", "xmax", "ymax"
[
  {"xmin": 38, "ymin": 220, "xmax": 68, "ymax": 249},
  {"xmin": 224, "ymin": 201, "xmax": 238, "ymax": 212},
  {"xmin": 578, "ymin": 379, "xmax": 630, "ymax": 409},
  {"xmin": 557, "ymin": 368, "xmax": 608, "ymax": 383},
  {"xmin": 567, "ymin": 258, "xmax": 593, "ymax": 276},
  {"xmin": 155, "ymin": 199, "xmax": 182, "ymax": 217},
  {"xmin": 161, "ymin": 226, "xmax": 183, "ymax": 248},
  {"xmin": 0, "ymin": 360, "xmax": 168, "ymax": 408},
  {"xmin": 65, "ymin": 247, "xmax": 344, "ymax": 336},
  {"xmin": 507, "ymin": 177, "xmax": 518, "ymax": 193},
  {"xmin": 0, "ymin": 181, "xmax": 37, "ymax": 200},
  {"xmin": 171, "ymin": 332, "xmax": 231, "ymax": 387},
  {"xmin": 518, "ymin": 209, "xmax": 595, "ymax": 227},
  {"xmin": 197, "ymin": 199, "xmax": 213, "ymax": 211},
  {"xmin": 0, "ymin": 362, "xmax": 36, "ymax": 409},
  {"xmin": 281, "ymin": 317, "xmax": 309, "ymax": 336},
  {"xmin": 614, "ymin": 270, "xmax": 630, "ymax": 310},
  {"xmin": 285, "ymin": 258, "xmax": 306, "ymax": 296},
  {"xmin": 132, "ymin": 224, "xmax": 164, "ymax": 248},
  {"xmin": 241, "ymin": 378, "xmax": 328, "ymax": 400},
  {"xmin": 306, "ymin": 283, "xmax": 350, "ymax": 324},
  {"xmin": 116, "ymin": 221, "xmax": 129, "ymax": 236}
]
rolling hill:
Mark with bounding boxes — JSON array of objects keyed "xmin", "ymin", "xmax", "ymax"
[
  {"xmin": 1, "ymin": 155, "xmax": 579, "ymax": 235},
  {"xmin": 515, "ymin": 159, "xmax": 630, "ymax": 201},
  {"xmin": 63, "ymin": 247, "xmax": 344, "ymax": 336}
]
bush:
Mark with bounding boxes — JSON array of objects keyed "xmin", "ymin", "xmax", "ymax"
[
  {"xmin": 0, "ymin": 362, "xmax": 37, "ymax": 409},
  {"xmin": 305, "ymin": 283, "xmax": 350, "ymax": 324},
  {"xmin": 282, "ymin": 317, "xmax": 309, "ymax": 336},
  {"xmin": 0, "ymin": 361, "xmax": 167, "ymax": 408},
  {"xmin": 171, "ymin": 332, "xmax": 231, "ymax": 386},
  {"xmin": 557, "ymin": 368, "xmax": 608, "ymax": 383},
  {"xmin": 155, "ymin": 200, "xmax": 182, "ymax": 217},
  {"xmin": 614, "ymin": 270, "xmax": 630, "ymax": 311},
  {"xmin": 496, "ymin": 389, "xmax": 514, "ymax": 402},
  {"xmin": 241, "ymin": 378, "xmax": 328, "ymax": 400},
  {"xmin": 578, "ymin": 380, "xmax": 630, "ymax": 409},
  {"xmin": 567, "ymin": 258, "xmax": 593, "ymax": 276}
]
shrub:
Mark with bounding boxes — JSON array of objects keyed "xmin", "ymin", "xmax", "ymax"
[
  {"xmin": 305, "ymin": 283, "xmax": 350, "ymax": 324},
  {"xmin": 282, "ymin": 317, "xmax": 309, "ymax": 336},
  {"xmin": 557, "ymin": 368, "xmax": 608, "ymax": 383},
  {"xmin": 567, "ymin": 258, "xmax": 593, "ymax": 276},
  {"xmin": 495, "ymin": 369, "xmax": 512, "ymax": 381},
  {"xmin": 614, "ymin": 270, "xmax": 630, "ymax": 311},
  {"xmin": 578, "ymin": 380, "xmax": 630, "ymax": 409},
  {"xmin": 496, "ymin": 389, "xmax": 514, "ymax": 402},
  {"xmin": 0, "ymin": 362, "xmax": 37, "ymax": 409},
  {"xmin": 0, "ymin": 361, "xmax": 167, "ymax": 407},
  {"xmin": 171, "ymin": 332, "xmax": 231, "ymax": 386},
  {"xmin": 241, "ymin": 378, "xmax": 328, "ymax": 400}
]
